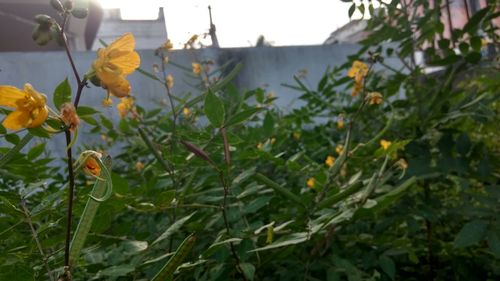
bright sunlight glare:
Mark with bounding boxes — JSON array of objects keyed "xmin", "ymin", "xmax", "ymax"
[{"xmin": 96, "ymin": 0, "xmax": 353, "ymax": 48}]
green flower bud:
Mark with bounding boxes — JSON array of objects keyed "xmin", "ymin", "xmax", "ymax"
[
  {"xmin": 63, "ymin": 0, "xmax": 73, "ymax": 10},
  {"xmin": 71, "ymin": 8, "xmax": 88, "ymax": 19},
  {"xmin": 50, "ymin": 0, "xmax": 65, "ymax": 12},
  {"xmin": 32, "ymin": 25, "xmax": 53, "ymax": 46},
  {"xmin": 34, "ymin": 14, "xmax": 53, "ymax": 26}
]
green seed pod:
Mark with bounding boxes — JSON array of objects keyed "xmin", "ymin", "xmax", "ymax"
[
  {"xmin": 63, "ymin": 0, "xmax": 73, "ymax": 10},
  {"xmin": 71, "ymin": 8, "xmax": 88, "ymax": 19},
  {"xmin": 50, "ymin": 0, "xmax": 65, "ymax": 12}
]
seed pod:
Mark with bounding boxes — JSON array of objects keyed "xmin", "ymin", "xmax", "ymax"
[
  {"xmin": 71, "ymin": 8, "xmax": 88, "ymax": 19},
  {"xmin": 180, "ymin": 140, "xmax": 215, "ymax": 166},
  {"xmin": 32, "ymin": 25, "xmax": 53, "ymax": 46},
  {"xmin": 34, "ymin": 14, "xmax": 52, "ymax": 26}
]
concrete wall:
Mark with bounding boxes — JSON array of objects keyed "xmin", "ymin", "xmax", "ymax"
[{"xmin": 0, "ymin": 44, "xmax": 364, "ymax": 160}]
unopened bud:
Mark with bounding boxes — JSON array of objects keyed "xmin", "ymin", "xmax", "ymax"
[
  {"xmin": 34, "ymin": 14, "xmax": 53, "ymax": 26},
  {"xmin": 63, "ymin": 0, "xmax": 73, "ymax": 10},
  {"xmin": 71, "ymin": 8, "xmax": 88, "ymax": 19},
  {"xmin": 50, "ymin": 0, "xmax": 65, "ymax": 12},
  {"xmin": 32, "ymin": 25, "xmax": 53, "ymax": 46}
]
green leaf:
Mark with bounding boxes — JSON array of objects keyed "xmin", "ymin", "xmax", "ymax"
[
  {"xmin": 112, "ymin": 172, "xmax": 129, "ymax": 195},
  {"xmin": 27, "ymin": 142, "xmax": 45, "ymax": 160},
  {"xmin": 348, "ymin": 3, "xmax": 356, "ymax": 18},
  {"xmin": 152, "ymin": 234, "xmax": 196, "ymax": 281},
  {"xmin": 152, "ymin": 212, "xmax": 196, "ymax": 245},
  {"xmin": 53, "ymin": 77, "xmax": 72, "ymax": 110},
  {"xmin": 204, "ymin": 90, "xmax": 225, "ymax": 128},
  {"xmin": 463, "ymin": 6, "xmax": 491, "ymax": 35},
  {"xmin": 454, "ymin": 220, "xmax": 487, "ymax": 248},
  {"xmin": 225, "ymin": 107, "xmax": 262, "ymax": 127},
  {"xmin": 254, "ymin": 173, "xmax": 305, "ymax": 208},
  {"xmin": 240, "ymin": 263, "xmax": 256, "ymax": 281},
  {"xmin": 379, "ymin": 255, "xmax": 395, "ymax": 280},
  {"xmin": 5, "ymin": 134, "xmax": 20, "ymax": 145},
  {"xmin": 77, "ymin": 106, "xmax": 99, "ymax": 116},
  {"xmin": 470, "ymin": 36, "xmax": 482, "ymax": 51},
  {"xmin": 250, "ymin": 232, "xmax": 308, "ymax": 252},
  {"xmin": 98, "ymin": 265, "xmax": 135, "ymax": 277}
]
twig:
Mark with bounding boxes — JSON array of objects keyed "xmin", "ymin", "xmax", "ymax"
[
  {"xmin": 63, "ymin": 130, "xmax": 76, "ymax": 268},
  {"xmin": 20, "ymin": 200, "xmax": 55, "ymax": 281}
]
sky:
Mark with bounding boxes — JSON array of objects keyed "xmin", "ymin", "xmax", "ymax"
[{"xmin": 96, "ymin": 0, "xmax": 352, "ymax": 48}]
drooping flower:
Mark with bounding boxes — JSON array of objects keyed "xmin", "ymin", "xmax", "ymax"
[
  {"xmin": 92, "ymin": 33, "xmax": 140, "ymax": 98},
  {"xmin": 183, "ymin": 107, "xmax": 191, "ymax": 117},
  {"xmin": 368, "ymin": 92, "xmax": 383, "ymax": 105},
  {"xmin": 307, "ymin": 178, "xmax": 316, "ymax": 189},
  {"xmin": 396, "ymin": 158, "xmax": 408, "ymax": 170},
  {"xmin": 257, "ymin": 142, "xmax": 263, "ymax": 150},
  {"xmin": 135, "ymin": 161, "xmax": 145, "ymax": 171},
  {"xmin": 337, "ymin": 116, "xmax": 345, "ymax": 129},
  {"xmin": 162, "ymin": 39, "xmax": 173, "ymax": 50},
  {"xmin": 0, "ymin": 83, "xmax": 48, "ymax": 130},
  {"xmin": 325, "ymin": 155, "xmax": 335, "ymax": 168},
  {"xmin": 192, "ymin": 63, "xmax": 202, "ymax": 75},
  {"xmin": 117, "ymin": 97, "xmax": 134, "ymax": 118},
  {"xmin": 380, "ymin": 139, "xmax": 392, "ymax": 150},
  {"xmin": 59, "ymin": 102, "xmax": 80, "ymax": 132}
]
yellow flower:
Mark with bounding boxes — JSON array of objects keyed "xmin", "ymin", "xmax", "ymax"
[
  {"xmin": 117, "ymin": 97, "xmax": 134, "ymax": 118},
  {"xmin": 135, "ymin": 161, "xmax": 145, "ymax": 171},
  {"xmin": 92, "ymin": 33, "xmax": 140, "ymax": 98},
  {"xmin": 192, "ymin": 63, "xmax": 202, "ymax": 75},
  {"xmin": 368, "ymin": 92, "xmax": 383, "ymax": 105},
  {"xmin": 292, "ymin": 132, "xmax": 301, "ymax": 140},
  {"xmin": 271, "ymin": 138, "xmax": 276, "ymax": 145},
  {"xmin": 396, "ymin": 158, "xmax": 408, "ymax": 170},
  {"xmin": 380, "ymin": 139, "xmax": 392, "ymax": 150},
  {"xmin": 336, "ymin": 144, "xmax": 344, "ymax": 155},
  {"xmin": 347, "ymin": 60, "xmax": 369, "ymax": 97},
  {"xmin": 184, "ymin": 34, "xmax": 198, "ymax": 48},
  {"xmin": 84, "ymin": 157, "xmax": 101, "ymax": 177},
  {"xmin": 183, "ymin": 107, "xmax": 191, "ymax": 117},
  {"xmin": 307, "ymin": 178, "xmax": 315, "ymax": 189},
  {"xmin": 257, "ymin": 142, "xmax": 263, "ymax": 150},
  {"xmin": 325, "ymin": 155, "xmax": 335, "ymax": 168},
  {"xmin": 102, "ymin": 97, "xmax": 113, "ymax": 107},
  {"xmin": 60, "ymin": 102, "xmax": 80, "ymax": 132},
  {"xmin": 0, "ymin": 83, "xmax": 48, "ymax": 130},
  {"xmin": 347, "ymin": 60, "xmax": 369, "ymax": 84},
  {"xmin": 162, "ymin": 39, "xmax": 173, "ymax": 50},
  {"xmin": 166, "ymin": 74, "xmax": 174, "ymax": 89},
  {"xmin": 337, "ymin": 117, "xmax": 345, "ymax": 129}
]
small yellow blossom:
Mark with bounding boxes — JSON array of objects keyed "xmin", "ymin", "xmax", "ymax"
[
  {"xmin": 60, "ymin": 103, "xmax": 80, "ymax": 132},
  {"xmin": 347, "ymin": 60, "xmax": 369, "ymax": 83},
  {"xmin": 325, "ymin": 155, "xmax": 335, "ymax": 168},
  {"xmin": 271, "ymin": 138, "xmax": 276, "ymax": 145},
  {"xmin": 102, "ymin": 97, "xmax": 113, "ymax": 107},
  {"xmin": 184, "ymin": 34, "xmax": 198, "ymax": 48},
  {"xmin": 135, "ymin": 161, "xmax": 145, "ymax": 171},
  {"xmin": 117, "ymin": 97, "xmax": 134, "ymax": 118},
  {"xmin": 163, "ymin": 56, "xmax": 169, "ymax": 65},
  {"xmin": 307, "ymin": 178, "xmax": 316, "ymax": 189},
  {"xmin": 337, "ymin": 117, "xmax": 345, "ymax": 129},
  {"xmin": 166, "ymin": 74, "xmax": 174, "ymax": 89},
  {"xmin": 192, "ymin": 63, "xmax": 202, "ymax": 75},
  {"xmin": 84, "ymin": 157, "xmax": 101, "ymax": 177},
  {"xmin": 0, "ymin": 83, "xmax": 48, "ymax": 130},
  {"xmin": 292, "ymin": 132, "xmax": 301, "ymax": 140},
  {"xmin": 335, "ymin": 144, "xmax": 344, "ymax": 155},
  {"xmin": 368, "ymin": 92, "xmax": 383, "ymax": 105},
  {"xmin": 257, "ymin": 142, "xmax": 263, "ymax": 150},
  {"xmin": 162, "ymin": 39, "xmax": 173, "ymax": 50},
  {"xmin": 396, "ymin": 158, "xmax": 408, "ymax": 170},
  {"xmin": 183, "ymin": 107, "xmax": 191, "ymax": 117},
  {"xmin": 380, "ymin": 139, "xmax": 392, "ymax": 150},
  {"xmin": 347, "ymin": 60, "xmax": 369, "ymax": 97},
  {"xmin": 92, "ymin": 33, "xmax": 140, "ymax": 98}
]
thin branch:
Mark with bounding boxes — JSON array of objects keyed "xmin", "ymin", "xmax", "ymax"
[
  {"xmin": 63, "ymin": 130, "xmax": 76, "ymax": 268},
  {"xmin": 20, "ymin": 200, "xmax": 55, "ymax": 281},
  {"xmin": 60, "ymin": 15, "xmax": 82, "ymax": 86}
]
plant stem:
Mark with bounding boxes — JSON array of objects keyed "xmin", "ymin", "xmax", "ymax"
[
  {"xmin": 20, "ymin": 200, "xmax": 55, "ymax": 281},
  {"xmin": 63, "ymin": 130, "xmax": 75, "ymax": 268},
  {"xmin": 60, "ymin": 14, "xmax": 81, "ymax": 86}
]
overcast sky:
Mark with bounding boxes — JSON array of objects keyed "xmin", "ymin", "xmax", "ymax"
[{"xmin": 97, "ymin": 0, "xmax": 352, "ymax": 48}]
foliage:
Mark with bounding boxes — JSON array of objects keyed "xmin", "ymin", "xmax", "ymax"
[{"xmin": 0, "ymin": 0, "xmax": 499, "ymax": 280}]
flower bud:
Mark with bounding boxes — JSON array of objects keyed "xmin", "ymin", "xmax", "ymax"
[
  {"xmin": 50, "ymin": 0, "xmax": 65, "ymax": 12},
  {"xmin": 34, "ymin": 14, "xmax": 53, "ymax": 26},
  {"xmin": 71, "ymin": 8, "xmax": 88, "ymax": 19},
  {"xmin": 32, "ymin": 25, "xmax": 53, "ymax": 46},
  {"xmin": 63, "ymin": 0, "xmax": 73, "ymax": 10}
]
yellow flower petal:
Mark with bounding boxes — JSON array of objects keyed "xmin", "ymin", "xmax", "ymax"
[
  {"xmin": 107, "ymin": 33, "xmax": 136, "ymax": 52},
  {"xmin": 29, "ymin": 106, "xmax": 48, "ymax": 128},
  {"xmin": 2, "ymin": 110, "xmax": 31, "ymax": 130},
  {"xmin": 107, "ymin": 78, "xmax": 131, "ymax": 98},
  {"xmin": 108, "ymin": 51, "xmax": 141, "ymax": 75},
  {"xmin": 0, "ymin": 85, "xmax": 27, "ymax": 108}
]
